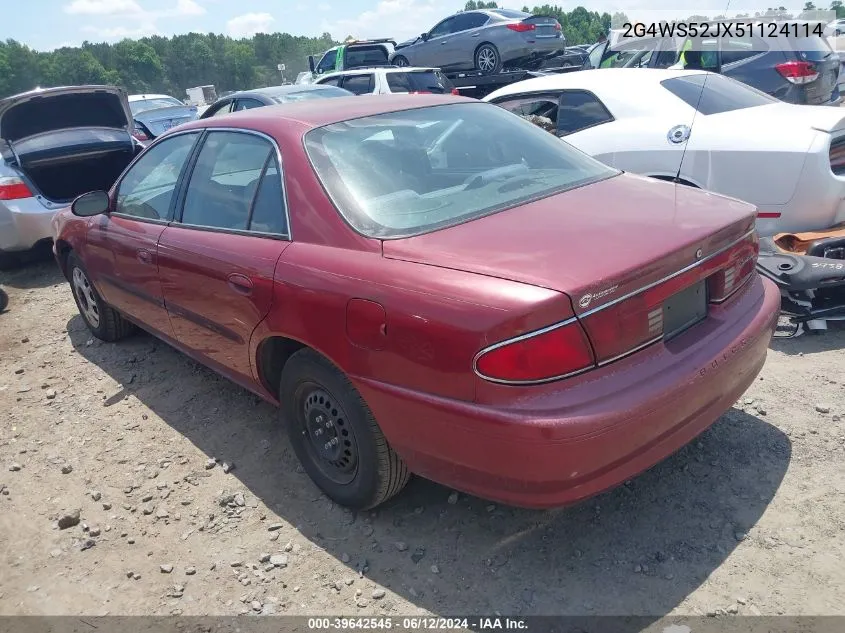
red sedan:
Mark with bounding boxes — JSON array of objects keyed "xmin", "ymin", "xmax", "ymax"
[{"xmin": 52, "ymin": 95, "xmax": 781, "ymax": 510}]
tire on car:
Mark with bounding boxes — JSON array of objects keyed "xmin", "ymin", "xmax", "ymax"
[
  {"xmin": 67, "ymin": 252, "xmax": 136, "ymax": 342},
  {"xmin": 281, "ymin": 348, "xmax": 410, "ymax": 509},
  {"xmin": 474, "ymin": 43, "xmax": 501, "ymax": 75}
]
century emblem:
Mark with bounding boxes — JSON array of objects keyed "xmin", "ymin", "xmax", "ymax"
[{"xmin": 695, "ymin": 248, "xmax": 703, "ymax": 259}]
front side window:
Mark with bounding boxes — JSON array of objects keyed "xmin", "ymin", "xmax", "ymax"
[
  {"xmin": 661, "ymin": 73, "xmax": 776, "ymax": 115},
  {"xmin": 206, "ymin": 100, "xmax": 233, "ymax": 118},
  {"xmin": 304, "ymin": 102, "xmax": 617, "ymax": 239},
  {"xmin": 386, "ymin": 71, "xmax": 454, "ymax": 94},
  {"xmin": 181, "ymin": 132, "xmax": 274, "ymax": 231},
  {"xmin": 115, "ymin": 132, "xmax": 199, "ymax": 221},
  {"xmin": 429, "ymin": 17, "xmax": 457, "ymax": 38},
  {"xmin": 495, "ymin": 93, "xmax": 559, "ymax": 121},
  {"xmin": 316, "ymin": 50, "xmax": 337, "ymax": 74}
]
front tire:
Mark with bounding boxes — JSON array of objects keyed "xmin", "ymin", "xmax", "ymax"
[
  {"xmin": 475, "ymin": 43, "xmax": 501, "ymax": 74},
  {"xmin": 281, "ymin": 348, "xmax": 409, "ymax": 510},
  {"xmin": 67, "ymin": 252, "xmax": 135, "ymax": 342}
]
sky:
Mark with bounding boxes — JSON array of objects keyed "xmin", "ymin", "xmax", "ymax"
[{"xmin": 1, "ymin": 0, "xmax": 822, "ymax": 52}]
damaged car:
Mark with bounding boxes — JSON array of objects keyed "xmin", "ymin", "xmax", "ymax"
[{"xmin": 0, "ymin": 85, "xmax": 142, "ymax": 266}]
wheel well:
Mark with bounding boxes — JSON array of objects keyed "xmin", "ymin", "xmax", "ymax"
[
  {"xmin": 649, "ymin": 174, "xmax": 700, "ymax": 188},
  {"xmin": 55, "ymin": 240, "xmax": 72, "ymax": 278},
  {"xmin": 257, "ymin": 336, "xmax": 307, "ymax": 397}
]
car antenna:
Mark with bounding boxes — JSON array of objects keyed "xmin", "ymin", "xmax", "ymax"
[{"xmin": 674, "ymin": 0, "xmax": 733, "ymax": 183}]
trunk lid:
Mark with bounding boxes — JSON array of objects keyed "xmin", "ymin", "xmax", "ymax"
[
  {"xmin": 382, "ymin": 173, "xmax": 756, "ymax": 316},
  {"xmin": 522, "ymin": 15, "xmax": 561, "ymax": 39},
  {"xmin": 0, "ymin": 85, "xmax": 132, "ymax": 144},
  {"xmin": 133, "ymin": 104, "xmax": 198, "ymax": 138}
]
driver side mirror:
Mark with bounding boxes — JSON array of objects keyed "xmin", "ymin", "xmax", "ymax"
[
  {"xmin": 308, "ymin": 55, "xmax": 316, "ymax": 73},
  {"xmin": 421, "ymin": 32, "xmax": 430, "ymax": 41},
  {"xmin": 71, "ymin": 190, "xmax": 110, "ymax": 217}
]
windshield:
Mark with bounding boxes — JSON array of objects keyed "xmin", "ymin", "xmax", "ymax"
[
  {"xmin": 304, "ymin": 103, "xmax": 617, "ymax": 239},
  {"xmin": 273, "ymin": 87, "xmax": 353, "ymax": 103},
  {"xmin": 130, "ymin": 97, "xmax": 184, "ymax": 115},
  {"xmin": 661, "ymin": 74, "xmax": 776, "ymax": 115}
]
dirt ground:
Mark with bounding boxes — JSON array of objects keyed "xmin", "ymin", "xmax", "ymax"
[{"xmin": 1, "ymin": 257, "xmax": 844, "ymax": 618}]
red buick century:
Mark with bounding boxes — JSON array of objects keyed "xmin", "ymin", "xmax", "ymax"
[{"xmin": 52, "ymin": 95, "xmax": 780, "ymax": 509}]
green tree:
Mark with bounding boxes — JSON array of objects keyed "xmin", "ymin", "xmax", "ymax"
[{"xmin": 832, "ymin": 0, "xmax": 845, "ymax": 18}]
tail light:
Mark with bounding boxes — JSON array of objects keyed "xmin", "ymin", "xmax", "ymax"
[
  {"xmin": 451, "ymin": 88, "xmax": 460, "ymax": 95},
  {"xmin": 830, "ymin": 136, "xmax": 845, "ymax": 175},
  {"xmin": 555, "ymin": 22, "xmax": 562, "ymax": 31},
  {"xmin": 474, "ymin": 320, "xmax": 595, "ymax": 384},
  {"xmin": 132, "ymin": 125, "xmax": 149, "ymax": 141},
  {"xmin": 0, "ymin": 176, "xmax": 33, "ymax": 200},
  {"xmin": 507, "ymin": 22, "xmax": 536, "ymax": 32},
  {"xmin": 707, "ymin": 232, "xmax": 759, "ymax": 303},
  {"xmin": 775, "ymin": 60, "xmax": 819, "ymax": 84}
]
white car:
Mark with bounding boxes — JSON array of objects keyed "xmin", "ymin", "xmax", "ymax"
[
  {"xmin": 314, "ymin": 67, "xmax": 458, "ymax": 96},
  {"xmin": 484, "ymin": 68, "xmax": 845, "ymax": 236}
]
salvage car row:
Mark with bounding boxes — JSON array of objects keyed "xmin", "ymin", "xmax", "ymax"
[{"xmin": 2, "ymin": 17, "xmax": 845, "ymax": 511}]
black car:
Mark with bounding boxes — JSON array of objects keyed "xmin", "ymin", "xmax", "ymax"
[
  {"xmin": 200, "ymin": 84, "xmax": 354, "ymax": 119},
  {"xmin": 585, "ymin": 27, "xmax": 841, "ymax": 106},
  {"xmin": 542, "ymin": 45, "xmax": 590, "ymax": 69}
]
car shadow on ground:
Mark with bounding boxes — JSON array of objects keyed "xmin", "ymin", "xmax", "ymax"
[
  {"xmin": 771, "ymin": 322, "xmax": 845, "ymax": 356},
  {"xmin": 67, "ymin": 315, "xmax": 791, "ymax": 617},
  {"xmin": 0, "ymin": 250, "xmax": 63, "ymax": 290}
]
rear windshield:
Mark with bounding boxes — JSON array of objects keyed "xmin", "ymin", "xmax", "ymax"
[
  {"xmin": 345, "ymin": 46, "xmax": 390, "ymax": 67},
  {"xmin": 273, "ymin": 87, "xmax": 352, "ymax": 103},
  {"xmin": 790, "ymin": 35, "xmax": 833, "ymax": 62},
  {"xmin": 386, "ymin": 71, "xmax": 455, "ymax": 94},
  {"xmin": 661, "ymin": 74, "xmax": 776, "ymax": 115},
  {"xmin": 304, "ymin": 102, "xmax": 617, "ymax": 239},
  {"xmin": 130, "ymin": 97, "xmax": 183, "ymax": 115}
]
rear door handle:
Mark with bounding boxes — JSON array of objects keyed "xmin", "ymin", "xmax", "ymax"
[
  {"xmin": 227, "ymin": 273, "xmax": 254, "ymax": 296},
  {"xmin": 137, "ymin": 248, "xmax": 153, "ymax": 264},
  {"xmin": 471, "ymin": 32, "xmax": 480, "ymax": 37}
]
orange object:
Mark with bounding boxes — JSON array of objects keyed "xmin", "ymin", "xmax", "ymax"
[{"xmin": 773, "ymin": 224, "xmax": 845, "ymax": 254}]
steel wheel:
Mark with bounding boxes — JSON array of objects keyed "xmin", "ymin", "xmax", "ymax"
[
  {"xmin": 475, "ymin": 44, "xmax": 500, "ymax": 73},
  {"xmin": 296, "ymin": 382, "xmax": 359, "ymax": 485},
  {"xmin": 72, "ymin": 267, "xmax": 100, "ymax": 328}
]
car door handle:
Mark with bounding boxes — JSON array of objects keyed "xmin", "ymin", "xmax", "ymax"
[
  {"xmin": 137, "ymin": 249, "xmax": 153, "ymax": 264},
  {"xmin": 471, "ymin": 32, "xmax": 480, "ymax": 37},
  {"xmin": 227, "ymin": 273, "xmax": 254, "ymax": 295}
]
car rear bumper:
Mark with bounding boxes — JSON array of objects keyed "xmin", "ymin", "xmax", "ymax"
[
  {"xmin": 355, "ymin": 275, "xmax": 780, "ymax": 508},
  {"xmin": 0, "ymin": 198, "xmax": 57, "ymax": 252}
]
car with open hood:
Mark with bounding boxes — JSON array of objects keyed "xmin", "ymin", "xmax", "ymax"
[
  {"xmin": 129, "ymin": 93, "xmax": 199, "ymax": 142},
  {"xmin": 0, "ymin": 85, "xmax": 142, "ymax": 266},
  {"xmin": 53, "ymin": 95, "xmax": 779, "ymax": 510}
]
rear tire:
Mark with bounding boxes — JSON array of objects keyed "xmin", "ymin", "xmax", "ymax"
[
  {"xmin": 281, "ymin": 348, "xmax": 410, "ymax": 510},
  {"xmin": 393, "ymin": 55, "xmax": 409, "ymax": 67},
  {"xmin": 0, "ymin": 288, "xmax": 8, "ymax": 313},
  {"xmin": 475, "ymin": 43, "xmax": 501, "ymax": 74},
  {"xmin": 67, "ymin": 252, "xmax": 135, "ymax": 342}
]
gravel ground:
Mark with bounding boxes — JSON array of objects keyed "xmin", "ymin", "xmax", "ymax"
[{"xmin": 1, "ymin": 258, "xmax": 844, "ymax": 618}]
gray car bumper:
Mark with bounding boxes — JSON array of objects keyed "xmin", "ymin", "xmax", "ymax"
[{"xmin": 0, "ymin": 197, "xmax": 59, "ymax": 252}]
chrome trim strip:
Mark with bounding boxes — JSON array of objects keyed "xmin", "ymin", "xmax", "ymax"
[
  {"xmin": 579, "ymin": 228, "xmax": 756, "ymax": 318},
  {"xmin": 597, "ymin": 335, "xmax": 663, "ymax": 367},
  {"xmin": 472, "ymin": 316, "xmax": 597, "ymax": 386}
]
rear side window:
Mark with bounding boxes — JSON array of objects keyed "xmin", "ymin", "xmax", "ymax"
[
  {"xmin": 319, "ymin": 76, "xmax": 341, "ymax": 87},
  {"xmin": 721, "ymin": 36, "xmax": 767, "ymax": 65},
  {"xmin": 341, "ymin": 74, "xmax": 374, "ymax": 95},
  {"xmin": 557, "ymin": 90, "xmax": 613, "ymax": 135},
  {"xmin": 790, "ymin": 35, "xmax": 833, "ymax": 62},
  {"xmin": 661, "ymin": 73, "xmax": 776, "ymax": 115},
  {"xmin": 386, "ymin": 71, "xmax": 454, "ymax": 94},
  {"xmin": 248, "ymin": 155, "xmax": 288, "ymax": 235},
  {"xmin": 233, "ymin": 98, "xmax": 264, "ymax": 112},
  {"xmin": 181, "ymin": 132, "xmax": 272, "ymax": 231}
]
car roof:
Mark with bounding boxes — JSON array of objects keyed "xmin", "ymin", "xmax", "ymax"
[
  {"xmin": 128, "ymin": 94, "xmax": 176, "ymax": 101},
  {"xmin": 488, "ymin": 68, "xmax": 708, "ymax": 99},
  {"xmin": 321, "ymin": 67, "xmax": 439, "ymax": 77},
  {"xmin": 231, "ymin": 85, "xmax": 343, "ymax": 99},
  {"xmin": 185, "ymin": 94, "xmax": 474, "ymax": 132}
]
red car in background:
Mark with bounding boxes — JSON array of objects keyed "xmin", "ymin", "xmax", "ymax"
[{"xmin": 52, "ymin": 95, "xmax": 780, "ymax": 510}]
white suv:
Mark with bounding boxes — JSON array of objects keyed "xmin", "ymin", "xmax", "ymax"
[{"xmin": 314, "ymin": 67, "xmax": 458, "ymax": 96}]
